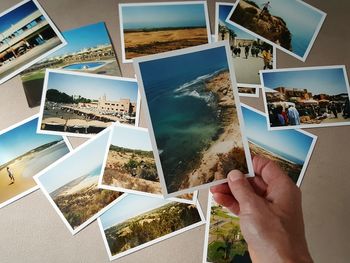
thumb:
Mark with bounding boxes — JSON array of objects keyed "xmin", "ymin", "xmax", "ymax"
[{"xmin": 227, "ymin": 170, "xmax": 258, "ymax": 213}]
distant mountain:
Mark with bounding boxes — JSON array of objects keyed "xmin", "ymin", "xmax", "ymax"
[
  {"xmin": 50, "ymin": 174, "xmax": 90, "ymax": 198},
  {"xmin": 230, "ymin": 0, "xmax": 292, "ymax": 50}
]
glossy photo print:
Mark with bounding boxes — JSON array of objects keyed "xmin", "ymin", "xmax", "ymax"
[
  {"xmin": 119, "ymin": 1, "xmax": 211, "ymax": 62},
  {"xmin": 0, "ymin": 115, "xmax": 71, "ymax": 209},
  {"xmin": 38, "ymin": 69, "xmax": 140, "ymax": 138},
  {"xmin": 261, "ymin": 66, "xmax": 350, "ymax": 130},
  {"xmin": 134, "ymin": 42, "xmax": 253, "ymax": 197},
  {"xmin": 226, "ymin": 0, "xmax": 326, "ymax": 61},
  {"xmin": 0, "ymin": 0, "xmax": 66, "ymax": 84},
  {"xmin": 98, "ymin": 193, "xmax": 205, "ymax": 261}
]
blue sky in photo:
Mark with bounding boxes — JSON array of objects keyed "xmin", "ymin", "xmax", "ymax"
[
  {"xmin": 219, "ymin": 4, "xmax": 256, "ymax": 40},
  {"xmin": 46, "ymin": 22, "xmax": 112, "ymax": 58},
  {"xmin": 242, "ymin": 106, "xmax": 313, "ymax": 164},
  {"xmin": 122, "ymin": 4, "xmax": 207, "ymax": 29},
  {"xmin": 38, "ymin": 130, "xmax": 110, "ymax": 193},
  {"xmin": 0, "ymin": 1, "xmax": 38, "ymax": 33},
  {"xmin": 111, "ymin": 126, "xmax": 152, "ymax": 151},
  {"xmin": 0, "ymin": 118, "xmax": 63, "ymax": 165},
  {"xmin": 262, "ymin": 68, "xmax": 348, "ymax": 95},
  {"xmin": 100, "ymin": 194, "xmax": 172, "ymax": 230},
  {"xmin": 241, "ymin": 0, "xmax": 324, "ymax": 57},
  {"xmin": 47, "ymin": 72, "xmax": 138, "ymax": 102}
]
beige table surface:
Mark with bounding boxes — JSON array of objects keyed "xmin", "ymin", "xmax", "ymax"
[{"xmin": 0, "ymin": 0, "xmax": 349, "ymax": 262}]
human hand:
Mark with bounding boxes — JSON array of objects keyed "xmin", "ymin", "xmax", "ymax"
[{"xmin": 210, "ymin": 156, "xmax": 313, "ymax": 263}]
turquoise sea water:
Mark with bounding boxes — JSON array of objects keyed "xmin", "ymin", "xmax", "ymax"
[{"xmin": 143, "ymin": 71, "xmax": 229, "ymax": 192}]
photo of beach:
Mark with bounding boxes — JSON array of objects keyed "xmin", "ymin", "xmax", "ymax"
[
  {"xmin": 241, "ymin": 104, "xmax": 316, "ymax": 184},
  {"xmin": 204, "ymin": 194, "xmax": 250, "ymax": 263},
  {"xmin": 227, "ymin": 0, "xmax": 326, "ymax": 60},
  {"xmin": 261, "ymin": 66, "xmax": 350, "ymax": 130},
  {"xmin": 0, "ymin": 0, "xmax": 66, "ymax": 84},
  {"xmin": 100, "ymin": 124, "xmax": 161, "ymax": 195},
  {"xmin": 39, "ymin": 69, "xmax": 139, "ymax": 137},
  {"xmin": 0, "ymin": 115, "xmax": 70, "ymax": 209},
  {"xmin": 99, "ymin": 194, "xmax": 204, "ymax": 260},
  {"xmin": 216, "ymin": 3, "xmax": 275, "ymax": 86},
  {"xmin": 35, "ymin": 129, "xmax": 122, "ymax": 234},
  {"xmin": 20, "ymin": 22, "xmax": 121, "ymax": 108},
  {"xmin": 120, "ymin": 2, "xmax": 210, "ymax": 62},
  {"xmin": 135, "ymin": 42, "xmax": 252, "ymax": 196}
]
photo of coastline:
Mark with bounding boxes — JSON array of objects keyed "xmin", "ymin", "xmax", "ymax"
[
  {"xmin": 135, "ymin": 42, "xmax": 253, "ymax": 196},
  {"xmin": 0, "ymin": 115, "xmax": 70, "ymax": 209},
  {"xmin": 20, "ymin": 22, "xmax": 121, "ymax": 108},
  {"xmin": 216, "ymin": 3, "xmax": 275, "ymax": 86},
  {"xmin": 227, "ymin": 0, "xmax": 326, "ymax": 61},
  {"xmin": 204, "ymin": 194, "xmax": 250, "ymax": 263},
  {"xmin": 98, "ymin": 194, "xmax": 204, "ymax": 261},
  {"xmin": 39, "ymin": 69, "xmax": 139, "ymax": 137},
  {"xmin": 261, "ymin": 66, "xmax": 350, "ymax": 130},
  {"xmin": 0, "ymin": 0, "xmax": 66, "ymax": 84},
  {"xmin": 100, "ymin": 124, "xmax": 161, "ymax": 196},
  {"xmin": 119, "ymin": 2, "xmax": 210, "ymax": 62},
  {"xmin": 241, "ymin": 104, "xmax": 317, "ymax": 185},
  {"xmin": 35, "ymin": 129, "xmax": 123, "ymax": 234}
]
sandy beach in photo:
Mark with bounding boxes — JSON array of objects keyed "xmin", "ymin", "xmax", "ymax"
[
  {"xmin": 183, "ymin": 71, "xmax": 247, "ymax": 190},
  {"xmin": 0, "ymin": 140, "xmax": 69, "ymax": 205},
  {"xmin": 124, "ymin": 27, "xmax": 208, "ymax": 60},
  {"xmin": 50, "ymin": 170, "xmax": 121, "ymax": 230}
]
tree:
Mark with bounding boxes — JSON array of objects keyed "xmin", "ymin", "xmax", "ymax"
[{"xmin": 219, "ymin": 24, "xmax": 228, "ymax": 41}]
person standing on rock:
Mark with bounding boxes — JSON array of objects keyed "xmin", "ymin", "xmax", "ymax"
[{"xmin": 259, "ymin": 1, "xmax": 271, "ymax": 17}]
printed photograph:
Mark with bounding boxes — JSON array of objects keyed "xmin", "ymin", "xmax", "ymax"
[
  {"xmin": 0, "ymin": 115, "xmax": 70, "ymax": 209},
  {"xmin": 261, "ymin": 66, "xmax": 350, "ymax": 130},
  {"xmin": 227, "ymin": 0, "xmax": 326, "ymax": 61},
  {"xmin": 216, "ymin": 3, "xmax": 275, "ymax": 86},
  {"xmin": 99, "ymin": 194, "xmax": 204, "ymax": 261},
  {"xmin": 100, "ymin": 124, "xmax": 161, "ymax": 195},
  {"xmin": 238, "ymin": 86, "xmax": 258, "ymax": 97},
  {"xmin": 204, "ymin": 194, "xmax": 250, "ymax": 263},
  {"xmin": 39, "ymin": 69, "xmax": 139, "ymax": 137},
  {"xmin": 120, "ymin": 2, "xmax": 210, "ymax": 62},
  {"xmin": 34, "ymin": 128, "xmax": 123, "ymax": 234},
  {"xmin": 241, "ymin": 104, "xmax": 317, "ymax": 185},
  {"xmin": 135, "ymin": 42, "xmax": 253, "ymax": 196},
  {"xmin": 20, "ymin": 22, "xmax": 122, "ymax": 108},
  {"xmin": 0, "ymin": 0, "xmax": 66, "ymax": 84}
]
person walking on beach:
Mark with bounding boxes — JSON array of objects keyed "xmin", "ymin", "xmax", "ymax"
[
  {"xmin": 262, "ymin": 49, "xmax": 272, "ymax": 69},
  {"xmin": 7, "ymin": 167, "xmax": 15, "ymax": 183},
  {"xmin": 287, "ymin": 105, "xmax": 300, "ymax": 125}
]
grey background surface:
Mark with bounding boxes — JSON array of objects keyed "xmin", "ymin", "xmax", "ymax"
[{"xmin": 0, "ymin": 0, "xmax": 349, "ymax": 262}]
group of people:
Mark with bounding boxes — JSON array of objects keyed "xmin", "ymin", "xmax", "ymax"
[
  {"xmin": 269, "ymin": 104, "xmax": 300, "ymax": 127},
  {"xmin": 230, "ymin": 44, "xmax": 273, "ymax": 69}
]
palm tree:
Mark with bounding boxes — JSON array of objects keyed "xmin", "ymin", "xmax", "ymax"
[
  {"xmin": 228, "ymin": 29, "xmax": 237, "ymax": 46},
  {"xmin": 219, "ymin": 24, "xmax": 228, "ymax": 41}
]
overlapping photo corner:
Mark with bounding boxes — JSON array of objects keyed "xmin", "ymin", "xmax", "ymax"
[
  {"xmin": 2, "ymin": 0, "xmax": 349, "ymax": 262},
  {"xmin": 20, "ymin": 22, "xmax": 122, "ymax": 108},
  {"xmin": 0, "ymin": 0, "xmax": 67, "ymax": 85}
]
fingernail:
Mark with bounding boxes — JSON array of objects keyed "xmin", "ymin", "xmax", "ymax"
[{"xmin": 228, "ymin": 170, "xmax": 244, "ymax": 182}]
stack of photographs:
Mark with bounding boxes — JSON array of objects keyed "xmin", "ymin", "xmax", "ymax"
[{"xmin": 1, "ymin": 0, "xmax": 349, "ymax": 262}]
